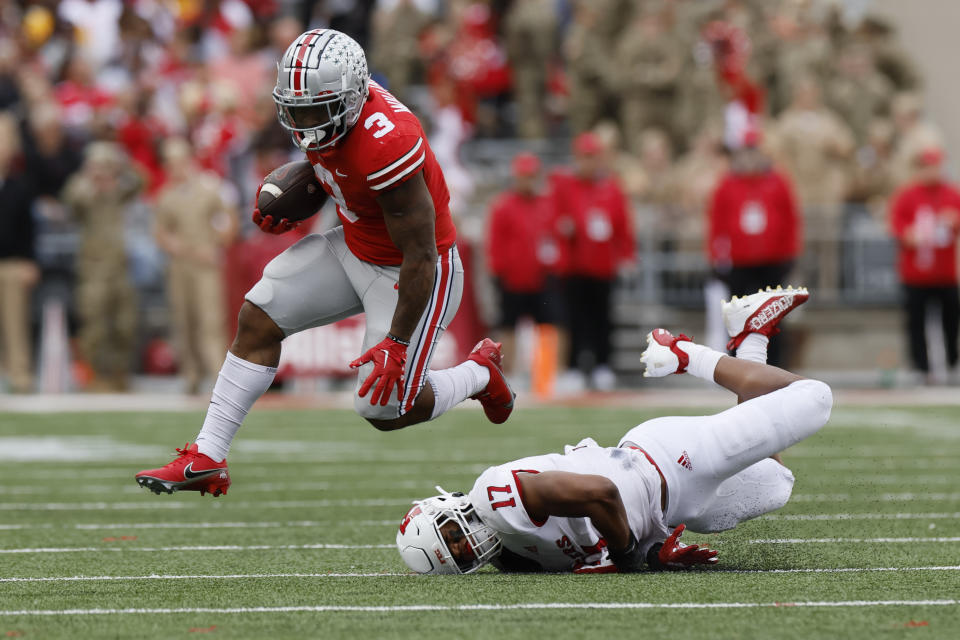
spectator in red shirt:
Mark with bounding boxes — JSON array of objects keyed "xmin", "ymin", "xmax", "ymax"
[
  {"xmin": 551, "ymin": 132, "xmax": 636, "ymax": 390},
  {"xmin": 888, "ymin": 147, "xmax": 960, "ymax": 383},
  {"xmin": 707, "ymin": 128, "xmax": 802, "ymax": 366},
  {"xmin": 486, "ymin": 152, "xmax": 564, "ymax": 376}
]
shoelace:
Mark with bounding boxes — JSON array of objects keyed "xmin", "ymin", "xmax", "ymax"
[{"xmin": 171, "ymin": 443, "xmax": 194, "ymax": 463}]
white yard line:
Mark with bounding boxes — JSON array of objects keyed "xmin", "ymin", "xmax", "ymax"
[
  {"xmin": 0, "ymin": 544, "xmax": 394, "ymax": 554},
  {"xmin": 69, "ymin": 520, "xmax": 395, "ymax": 530},
  {"xmin": 1, "ymin": 601, "xmax": 958, "ymax": 616},
  {"xmin": 6, "ymin": 491, "xmax": 960, "ymax": 512},
  {"xmin": 3, "ymin": 385, "xmax": 960, "ymax": 413},
  {"xmin": 0, "ymin": 573, "xmax": 407, "ymax": 583},
  {"xmin": 10, "ymin": 520, "xmax": 390, "ymax": 531},
  {"xmin": 2, "ymin": 476, "xmax": 958, "ymax": 498},
  {"xmin": 0, "ymin": 480, "xmax": 435, "ymax": 496},
  {"xmin": 747, "ymin": 537, "xmax": 960, "ymax": 544},
  {"xmin": 0, "ymin": 463, "xmax": 488, "ymax": 482},
  {"xmin": 790, "ymin": 493, "xmax": 960, "ymax": 502},
  {"xmin": 3, "ymin": 566, "xmax": 960, "ymax": 583},
  {"xmin": 821, "ymin": 461, "xmax": 957, "ymax": 471},
  {"xmin": 726, "ymin": 566, "xmax": 960, "ymax": 574},
  {"xmin": 761, "ymin": 512, "xmax": 960, "ymax": 521},
  {"xmin": 4, "ymin": 537, "xmax": 960, "ymax": 554},
  {"xmin": 0, "ymin": 499, "xmax": 413, "ymax": 511},
  {"xmin": 0, "ymin": 512, "xmax": 954, "ymax": 531},
  {"xmin": 798, "ymin": 475, "xmax": 959, "ymax": 486}
]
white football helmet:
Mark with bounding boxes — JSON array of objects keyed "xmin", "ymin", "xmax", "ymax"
[
  {"xmin": 273, "ymin": 28, "xmax": 369, "ymax": 152},
  {"xmin": 396, "ymin": 487, "xmax": 502, "ymax": 575}
]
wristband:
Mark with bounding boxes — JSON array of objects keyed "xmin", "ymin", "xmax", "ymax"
[
  {"xmin": 608, "ymin": 532, "xmax": 645, "ymax": 573},
  {"xmin": 387, "ymin": 333, "xmax": 410, "ymax": 346}
]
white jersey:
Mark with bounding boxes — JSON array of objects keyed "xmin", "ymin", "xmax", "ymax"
[{"xmin": 468, "ymin": 438, "xmax": 671, "ymax": 572}]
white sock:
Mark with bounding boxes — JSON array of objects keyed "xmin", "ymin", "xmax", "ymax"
[
  {"xmin": 428, "ymin": 361, "xmax": 490, "ymax": 420},
  {"xmin": 736, "ymin": 333, "xmax": 769, "ymax": 364},
  {"xmin": 676, "ymin": 341, "xmax": 725, "ymax": 382},
  {"xmin": 195, "ymin": 352, "xmax": 277, "ymax": 462}
]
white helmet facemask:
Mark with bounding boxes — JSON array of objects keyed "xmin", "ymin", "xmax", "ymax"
[
  {"xmin": 396, "ymin": 486, "xmax": 502, "ymax": 575},
  {"xmin": 273, "ymin": 29, "xmax": 369, "ymax": 152}
]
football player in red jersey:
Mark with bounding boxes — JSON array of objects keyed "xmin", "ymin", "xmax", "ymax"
[
  {"xmin": 396, "ymin": 287, "xmax": 829, "ymax": 574},
  {"xmin": 136, "ymin": 29, "xmax": 515, "ymax": 497}
]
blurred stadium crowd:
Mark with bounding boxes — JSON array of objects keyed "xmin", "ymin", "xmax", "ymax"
[{"xmin": 0, "ymin": 0, "xmax": 956, "ymax": 394}]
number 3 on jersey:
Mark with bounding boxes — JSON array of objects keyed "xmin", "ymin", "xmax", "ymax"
[
  {"xmin": 313, "ymin": 165, "xmax": 358, "ymax": 223},
  {"xmin": 486, "ymin": 485, "xmax": 516, "ymax": 510},
  {"xmin": 313, "ymin": 111, "xmax": 396, "ymax": 223},
  {"xmin": 364, "ymin": 112, "xmax": 395, "ymax": 139}
]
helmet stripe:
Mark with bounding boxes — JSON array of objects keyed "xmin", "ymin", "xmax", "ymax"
[
  {"xmin": 291, "ymin": 31, "xmax": 319, "ymax": 93},
  {"xmin": 275, "ymin": 28, "xmax": 368, "ymax": 150}
]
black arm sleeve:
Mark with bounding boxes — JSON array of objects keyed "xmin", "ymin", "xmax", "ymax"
[
  {"xmin": 646, "ymin": 542, "xmax": 666, "ymax": 571},
  {"xmin": 491, "ymin": 547, "xmax": 546, "ymax": 573},
  {"xmin": 608, "ymin": 531, "xmax": 646, "ymax": 573}
]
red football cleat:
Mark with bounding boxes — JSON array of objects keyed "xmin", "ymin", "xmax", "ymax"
[
  {"xmin": 467, "ymin": 338, "xmax": 516, "ymax": 424},
  {"xmin": 135, "ymin": 443, "xmax": 231, "ymax": 497},
  {"xmin": 640, "ymin": 328, "xmax": 693, "ymax": 377}
]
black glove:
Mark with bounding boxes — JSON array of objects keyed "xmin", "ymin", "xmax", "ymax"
[{"xmin": 608, "ymin": 531, "xmax": 645, "ymax": 573}]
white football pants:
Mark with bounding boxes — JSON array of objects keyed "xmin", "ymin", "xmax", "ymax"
[
  {"xmin": 246, "ymin": 226, "xmax": 464, "ymax": 420},
  {"xmin": 619, "ymin": 379, "xmax": 833, "ymax": 533}
]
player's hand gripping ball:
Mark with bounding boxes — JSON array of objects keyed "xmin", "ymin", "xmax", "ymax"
[{"xmin": 253, "ymin": 160, "xmax": 327, "ymax": 234}]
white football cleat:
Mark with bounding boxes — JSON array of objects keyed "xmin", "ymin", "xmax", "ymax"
[
  {"xmin": 640, "ymin": 328, "xmax": 693, "ymax": 377},
  {"xmin": 722, "ymin": 285, "xmax": 809, "ymax": 351}
]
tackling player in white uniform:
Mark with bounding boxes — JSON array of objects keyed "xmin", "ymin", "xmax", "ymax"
[{"xmin": 397, "ymin": 286, "xmax": 832, "ymax": 573}]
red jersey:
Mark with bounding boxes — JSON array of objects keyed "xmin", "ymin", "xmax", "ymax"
[
  {"xmin": 549, "ymin": 171, "xmax": 635, "ymax": 279},
  {"xmin": 486, "ymin": 190, "xmax": 561, "ymax": 293},
  {"xmin": 305, "ymin": 82, "xmax": 456, "ymax": 265},
  {"xmin": 707, "ymin": 169, "xmax": 801, "ymax": 267},
  {"xmin": 889, "ymin": 181, "xmax": 960, "ymax": 286}
]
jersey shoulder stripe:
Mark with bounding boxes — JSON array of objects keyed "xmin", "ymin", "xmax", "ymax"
[
  {"xmin": 367, "ymin": 137, "xmax": 426, "ymax": 191},
  {"xmin": 367, "ymin": 137, "xmax": 422, "ymax": 180}
]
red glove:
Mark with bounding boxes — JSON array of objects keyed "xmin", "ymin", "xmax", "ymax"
[
  {"xmin": 252, "ymin": 184, "xmax": 302, "ymax": 234},
  {"xmin": 657, "ymin": 524, "xmax": 719, "ymax": 569},
  {"xmin": 349, "ymin": 335, "xmax": 408, "ymax": 406},
  {"xmin": 573, "ymin": 562, "xmax": 619, "ymax": 575}
]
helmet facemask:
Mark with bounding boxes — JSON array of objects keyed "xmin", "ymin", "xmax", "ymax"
[
  {"xmin": 396, "ymin": 487, "xmax": 502, "ymax": 574},
  {"xmin": 273, "ymin": 83, "xmax": 363, "ymax": 152},
  {"xmin": 272, "ymin": 29, "xmax": 369, "ymax": 152}
]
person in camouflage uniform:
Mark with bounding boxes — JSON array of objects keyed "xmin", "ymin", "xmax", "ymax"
[
  {"xmin": 153, "ymin": 138, "xmax": 237, "ymax": 394},
  {"xmin": 824, "ymin": 42, "xmax": 894, "ymax": 145},
  {"xmin": 504, "ymin": 0, "xmax": 556, "ymax": 138},
  {"xmin": 614, "ymin": 3, "xmax": 686, "ymax": 154},
  {"xmin": 768, "ymin": 3, "xmax": 833, "ymax": 114},
  {"xmin": 771, "ymin": 75, "xmax": 854, "ymax": 297},
  {"xmin": 62, "ymin": 142, "xmax": 142, "ymax": 391},
  {"xmin": 856, "ymin": 15, "xmax": 921, "ymax": 93},
  {"xmin": 563, "ymin": 0, "xmax": 626, "ymax": 134},
  {"xmin": 369, "ymin": 0, "xmax": 429, "ymax": 104}
]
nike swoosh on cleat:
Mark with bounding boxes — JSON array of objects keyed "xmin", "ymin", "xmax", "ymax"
[{"xmin": 183, "ymin": 462, "xmax": 222, "ymax": 480}]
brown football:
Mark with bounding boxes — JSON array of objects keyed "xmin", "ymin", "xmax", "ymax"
[{"xmin": 257, "ymin": 160, "xmax": 327, "ymax": 223}]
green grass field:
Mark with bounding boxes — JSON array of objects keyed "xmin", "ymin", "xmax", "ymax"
[{"xmin": 1, "ymin": 401, "xmax": 959, "ymax": 639}]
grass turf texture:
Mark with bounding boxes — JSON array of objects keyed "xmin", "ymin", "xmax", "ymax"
[{"xmin": 1, "ymin": 404, "xmax": 958, "ymax": 638}]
